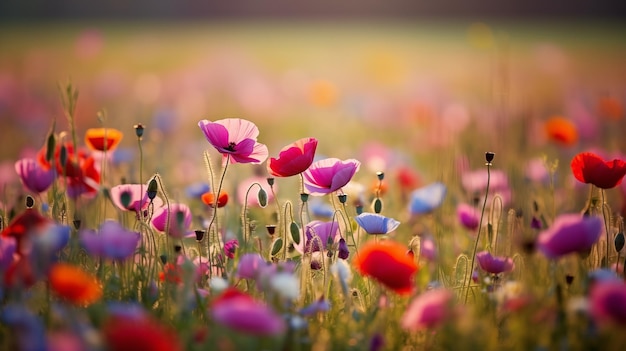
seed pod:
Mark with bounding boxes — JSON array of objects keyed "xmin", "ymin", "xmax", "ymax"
[
  {"xmin": 373, "ymin": 198, "xmax": 383, "ymax": 214},
  {"xmin": 147, "ymin": 178, "xmax": 158, "ymax": 200},
  {"xmin": 257, "ymin": 188, "xmax": 268, "ymax": 207},
  {"xmin": 290, "ymin": 222, "xmax": 301, "ymax": 245}
]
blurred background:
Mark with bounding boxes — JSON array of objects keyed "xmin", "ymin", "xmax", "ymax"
[{"xmin": 1, "ymin": 0, "xmax": 625, "ymax": 192}]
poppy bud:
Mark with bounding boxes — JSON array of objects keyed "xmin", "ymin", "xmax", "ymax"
[
  {"xmin": 195, "ymin": 230, "xmax": 205, "ymax": 241},
  {"xmin": 73, "ymin": 219, "xmax": 81, "ymax": 230},
  {"xmin": 271, "ymin": 238, "xmax": 283, "ymax": 256},
  {"xmin": 290, "ymin": 222, "xmax": 301, "ymax": 245},
  {"xmin": 59, "ymin": 145, "xmax": 68, "ymax": 172},
  {"xmin": 615, "ymin": 232, "xmax": 625, "ymax": 252},
  {"xmin": 147, "ymin": 177, "xmax": 158, "ymax": 200},
  {"xmin": 266, "ymin": 177, "xmax": 275, "ymax": 187},
  {"xmin": 338, "ymin": 238, "xmax": 349, "ymax": 260},
  {"xmin": 300, "ymin": 193, "xmax": 309, "ymax": 203},
  {"xmin": 338, "ymin": 194, "xmax": 347, "ymax": 204},
  {"xmin": 356, "ymin": 204, "xmax": 363, "ymax": 215},
  {"xmin": 373, "ymin": 198, "xmax": 383, "ymax": 214},
  {"xmin": 257, "ymin": 188, "xmax": 268, "ymax": 207},
  {"xmin": 46, "ymin": 131, "xmax": 56, "ymax": 163},
  {"xmin": 376, "ymin": 171, "xmax": 384, "ymax": 181},
  {"xmin": 25, "ymin": 195, "xmax": 35, "ymax": 209}
]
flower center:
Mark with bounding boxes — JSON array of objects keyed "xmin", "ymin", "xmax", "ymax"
[{"xmin": 225, "ymin": 142, "xmax": 237, "ymax": 152}]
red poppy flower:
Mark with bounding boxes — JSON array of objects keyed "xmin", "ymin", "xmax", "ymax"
[
  {"xmin": 49, "ymin": 263, "xmax": 102, "ymax": 306},
  {"xmin": 353, "ymin": 240, "xmax": 418, "ymax": 295},
  {"xmin": 1, "ymin": 209, "xmax": 49, "ymax": 254},
  {"xmin": 159, "ymin": 262, "xmax": 183, "ymax": 284},
  {"xmin": 571, "ymin": 152, "xmax": 626, "ymax": 189},
  {"xmin": 36, "ymin": 142, "xmax": 100, "ymax": 197},
  {"xmin": 85, "ymin": 128, "xmax": 123, "ymax": 152},
  {"xmin": 267, "ymin": 137, "xmax": 318, "ymax": 177},
  {"xmin": 545, "ymin": 116, "xmax": 578, "ymax": 146},
  {"xmin": 103, "ymin": 316, "xmax": 183, "ymax": 351},
  {"xmin": 201, "ymin": 191, "xmax": 229, "ymax": 208}
]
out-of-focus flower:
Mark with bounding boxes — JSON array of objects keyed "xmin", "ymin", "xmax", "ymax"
[
  {"xmin": 303, "ymin": 158, "xmax": 361, "ymax": 195},
  {"xmin": 571, "ymin": 152, "xmax": 626, "ymax": 189},
  {"xmin": 269, "ymin": 272, "xmax": 300, "ymax": 300},
  {"xmin": 211, "ymin": 288, "xmax": 286, "ymax": 336},
  {"xmin": 309, "ymin": 199, "xmax": 334, "ymax": 218},
  {"xmin": 537, "ymin": 214, "xmax": 603, "ymax": 259},
  {"xmin": 49, "ymin": 263, "xmax": 102, "ymax": 306},
  {"xmin": 408, "ymin": 182, "xmax": 446, "ymax": 215},
  {"xmin": 353, "ymin": 240, "xmax": 418, "ymax": 295},
  {"xmin": 84, "ymin": 128, "xmax": 123, "ymax": 152},
  {"xmin": 110, "ymin": 183, "xmax": 163, "ymax": 215},
  {"xmin": 236, "ymin": 253, "xmax": 266, "ymax": 279},
  {"xmin": 355, "ymin": 212, "xmax": 400, "ymax": 235},
  {"xmin": 597, "ymin": 96, "xmax": 623, "ymax": 121},
  {"xmin": 268, "ymin": 137, "xmax": 318, "ymax": 177},
  {"xmin": 456, "ymin": 203, "xmax": 480, "ymax": 231},
  {"xmin": 395, "ymin": 166, "xmax": 421, "ymax": 193},
  {"xmin": 80, "ymin": 220, "xmax": 140, "ymax": 260},
  {"xmin": 401, "ymin": 288, "xmax": 454, "ymax": 330},
  {"xmin": 461, "ymin": 169, "xmax": 511, "ymax": 206},
  {"xmin": 103, "ymin": 315, "xmax": 183, "ymax": 351},
  {"xmin": 525, "ymin": 157, "xmax": 550, "ymax": 184},
  {"xmin": 14, "ymin": 158, "xmax": 56, "ymax": 193},
  {"xmin": 0, "ymin": 237, "xmax": 16, "ymax": 271},
  {"xmin": 201, "ymin": 191, "xmax": 229, "ymax": 208},
  {"xmin": 1, "ymin": 304, "xmax": 46, "ymax": 351},
  {"xmin": 476, "ymin": 251, "xmax": 514, "ymax": 274},
  {"xmin": 198, "ymin": 118, "xmax": 269, "ymax": 164},
  {"xmin": 223, "ymin": 239, "xmax": 239, "ymax": 259},
  {"xmin": 185, "ymin": 182, "xmax": 210, "ymax": 199},
  {"xmin": 294, "ymin": 220, "xmax": 340, "ymax": 255},
  {"xmin": 300, "ymin": 298, "xmax": 331, "ymax": 316},
  {"xmin": 1, "ymin": 208, "xmax": 50, "ymax": 254},
  {"xmin": 151, "ymin": 203, "xmax": 193, "ymax": 238},
  {"xmin": 589, "ymin": 281, "xmax": 626, "ymax": 326},
  {"xmin": 420, "ymin": 235, "xmax": 437, "ymax": 262},
  {"xmin": 47, "ymin": 331, "xmax": 85, "ymax": 351},
  {"xmin": 37, "ymin": 142, "xmax": 100, "ymax": 198},
  {"xmin": 544, "ymin": 116, "xmax": 578, "ymax": 146}
]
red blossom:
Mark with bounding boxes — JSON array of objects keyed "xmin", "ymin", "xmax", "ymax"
[
  {"xmin": 353, "ymin": 240, "xmax": 418, "ymax": 295},
  {"xmin": 571, "ymin": 152, "xmax": 626, "ymax": 189}
]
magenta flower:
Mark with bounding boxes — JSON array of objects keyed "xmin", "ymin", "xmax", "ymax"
[
  {"xmin": 267, "ymin": 137, "xmax": 318, "ymax": 177},
  {"xmin": 476, "ymin": 251, "xmax": 514, "ymax": 274},
  {"xmin": 401, "ymin": 289, "xmax": 454, "ymax": 331},
  {"xmin": 302, "ymin": 158, "xmax": 361, "ymax": 195},
  {"xmin": 420, "ymin": 235, "xmax": 437, "ymax": 262},
  {"xmin": 461, "ymin": 169, "xmax": 511, "ymax": 206},
  {"xmin": 223, "ymin": 239, "xmax": 239, "ymax": 259},
  {"xmin": 457, "ymin": 203, "xmax": 480, "ymax": 231},
  {"xmin": 236, "ymin": 253, "xmax": 266, "ymax": 279},
  {"xmin": 355, "ymin": 213, "xmax": 400, "ymax": 235},
  {"xmin": 294, "ymin": 220, "xmax": 340, "ymax": 254},
  {"xmin": 14, "ymin": 158, "xmax": 56, "ymax": 193},
  {"xmin": 198, "ymin": 118, "xmax": 268, "ymax": 164},
  {"xmin": 537, "ymin": 214, "xmax": 603, "ymax": 259},
  {"xmin": 151, "ymin": 203, "xmax": 193, "ymax": 238},
  {"xmin": 590, "ymin": 281, "xmax": 626, "ymax": 326},
  {"xmin": 79, "ymin": 220, "xmax": 141, "ymax": 260},
  {"xmin": 212, "ymin": 289, "xmax": 285, "ymax": 336},
  {"xmin": 110, "ymin": 183, "xmax": 163, "ymax": 214}
]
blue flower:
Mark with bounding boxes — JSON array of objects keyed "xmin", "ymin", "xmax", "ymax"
[
  {"xmin": 185, "ymin": 182, "xmax": 210, "ymax": 199},
  {"xmin": 408, "ymin": 182, "xmax": 447, "ymax": 215},
  {"xmin": 355, "ymin": 213, "xmax": 400, "ymax": 235}
]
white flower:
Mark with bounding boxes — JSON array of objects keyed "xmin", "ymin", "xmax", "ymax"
[{"xmin": 270, "ymin": 272, "xmax": 300, "ymax": 300}]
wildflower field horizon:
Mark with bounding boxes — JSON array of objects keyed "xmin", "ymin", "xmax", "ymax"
[{"xmin": 1, "ymin": 19, "xmax": 626, "ymax": 350}]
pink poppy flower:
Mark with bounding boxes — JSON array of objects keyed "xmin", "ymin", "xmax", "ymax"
[
  {"xmin": 110, "ymin": 183, "xmax": 163, "ymax": 215},
  {"xmin": 589, "ymin": 281, "xmax": 626, "ymax": 326},
  {"xmin": 198, "ymin": 118, "xmax": 268, "ymax": 164},
  {"xmin": 268, "ymin": 137, "xmax": 318, "ymax": 177},
  {"xmin": 461, "ymin": 169, "xmax": 511, "ymax": 206},
  {"xmin": 476, "ymin": 251, "xmax": 514, "ymax": 274},
  {"xmin": 401, "ymin": 289, "xmax": 454, "ymax": 330},
  {"xmin": 79, "ymin": 220, "xmax": 141, "ymax": 260},
  {"xmin": 151, "ymin": 203, "xmax": 193, "ymax": 238},
  {"xmin": 537, "ymin": 214, "xmax": 602, "ymax": 259},
  {"xmin": 236, "ymin": 253, "xmax": 266, "ymax": 279},
  {"xmin": 14, "ymin": 158, "xmax": 56, "ymax": 193},
  {"xmin": 302, "ymin": 158, "xmax": 361, "ymax": 195},
  {"xmin": 456, "ymin": 203, "xmax": 480, "ymax": 231},
  {"xmin": 211, "ymin": 288, "xmax": 285, "ymax": 336}
]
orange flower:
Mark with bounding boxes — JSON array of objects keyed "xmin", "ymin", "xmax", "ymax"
[
  {"xmin": 544, "ymin": 116, "xmax": 578, "ymax": 146},
  {"xmin": 85, "ymin": 128, "xmax": 123, "ymax": 152},
  {"xmin": 49, "ymin": 263, "xmax": 102, "ymax": 306},
  {"xmin": 597, "ymin": 96, "xmax": 623, "ymax": 121},
  {"xmin": 201, "ymin": 191, "xmax": 229, "ymax": 208},
  {"xmin": 353, "ymin": 240, "xmax": 418, "ymax": 295},
  {"xmin": 371, "ymin": 179, "xmax": 389, "ymax": 196}
]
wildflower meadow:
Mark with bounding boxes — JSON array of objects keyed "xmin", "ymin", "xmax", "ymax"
[{"xmin": 1, "ymin": 20, "xmax": 626, "ymax": 351}]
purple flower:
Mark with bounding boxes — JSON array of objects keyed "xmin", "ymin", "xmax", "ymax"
[
  {"xmin": 355, "ymin": 213, "xmax": 400, "ymax": 235},
  {"xmin": 537, "ymin": 214, "xmax": 602, "ymax": 259},
  {"xmin": 590, "ymin": 281, "xmax": 626, "ymax": 326},
  {"xmin": 212, "ymin": 290, "xmax": 285, "ymax": 336},
  {"xmin": 302, "ymin": 158, "xmax": 361, "ymax": 195},
  {"xmin": 338, "ymin": 238, "xmax": 349, "ymax": 259},
  {"xmin": 294, "ymin": 220, "xmax": 340, "ymax": 254},
  {"xmin": 0, "ymin": 237, "xmax": 17, "ymax": 270},
  {"xmin": 236, "ymin": 253, "xmax": 266, "ymax": 279},
  {"xmin": 420, "ymin": 235, "xmax": 437, "ymax": 262},
  {"xmin": 223, "ymin": 239, "xmax": 239, "ymax": 259},
  {"xmin": 151, "ymin": 203, "xmax": 193, "ymax": 238},
  {"xmin": 300, "ymin": 298, "xmax": 331, "ymax": 316},
  {"xmin": 408, "ymin": 182, "xmax": 447, "ymax": 215},
  {"xmin": 80, "ymin": 220, "xmax": 141, "ymax": 260},
  {"xmin": 401, "ymin": 289, "xmax": 454, "ymax": 331},
  {"xmin": 476, "ymin": 251, "xmax": 514, "ymax": 274},
  {"xmin": 14, "ymin": 158, "xmax": 56, "ymax": 193},
  {"xmin": 457, "ymin": 203, "xmax": 480, "ymax": 231},
  {"xmin": 198, "ymin": 118, "xmax": 269, "ymax": 164}
]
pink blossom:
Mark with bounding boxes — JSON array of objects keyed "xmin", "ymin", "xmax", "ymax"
[
  {"xmin": 589, "ymin": 281, "xmax": 626, "ymax": 326},
  {"xmin": 211, "ymin": 289, "xmax": 285, "ymax": 336},
  {"xmin": 303, "ymin": 158, "xmax": 360, "ymax": 195},
  {"xmin": 476, "ymin": 251, "xmax": 514, "ymax": 274},
  {"xmin": 14, "ymin": 158, "xmax": 56, "ymax": 193},
  {"xmin": 537, "ymin": 214, "xmax": 602, "ymax": 259},
  {"xmin": 79, "ymin": 220, "xmax": 140, "ymax": 260},
  {"xmin": 401, "ymin": 289, "xmax": 454, "ymax": 331},
  {"xmin": 456, "ymin": 203, "xmax": 480, "ymax": 231},
  {"xmin": 151, "ymin": 203, "xmax": 193, "ymax": 238},
  {"xmin": 236, "ymin": 253, "xmax": 266, "ymax": 279},
  {"xmin": 198, "ymin": 118, "xmax": 268, "ymax": 164},
  {"xmin": 267, "ymin": 137, "xmax": 317, "ymax": 177},
  {"xmin": 110, "ymin": 183, "xmax": 163, "ymax": 214}
]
